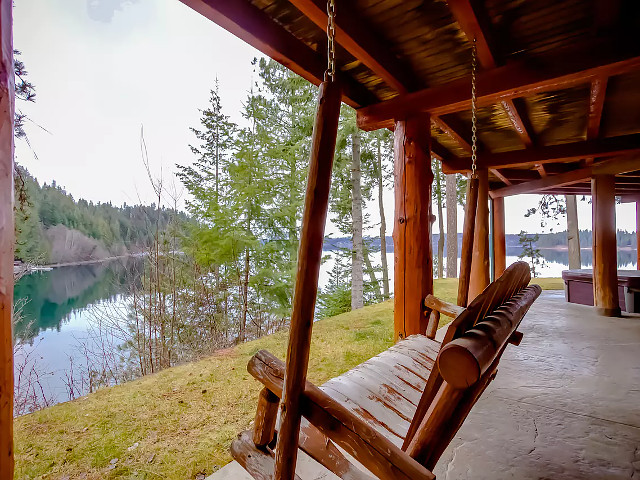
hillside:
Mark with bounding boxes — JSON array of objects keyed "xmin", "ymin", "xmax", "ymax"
[
  {"xmin": 14, "ymin": 278, "xmax": 563, "ymax": 480},
  {"xmin": 14, "ymin": 166, "xmax": 186, "ymax": 264}
]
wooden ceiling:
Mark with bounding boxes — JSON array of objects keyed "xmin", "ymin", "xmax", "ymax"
[{"xmin": 179, "ymin": 0, "xmax": 640, "ymax": 200}]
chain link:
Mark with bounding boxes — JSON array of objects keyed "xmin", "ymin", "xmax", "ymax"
[
  {"xmin": 470, "ymin": 38, "xmax": 478, "ymax": 178},
  {"xmin": 326, "ymin": 0, "xmax": 336, "ymax": 81}
]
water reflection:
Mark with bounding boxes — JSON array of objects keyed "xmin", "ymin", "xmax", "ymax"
[{"xmin": 13, "ymin": 257, "xmax": 143, "ymax": 342}]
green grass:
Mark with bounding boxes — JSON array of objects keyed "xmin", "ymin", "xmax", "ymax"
[{"xmin": 14, "ymin": 277, "xmax": 561, "ymax": 480}]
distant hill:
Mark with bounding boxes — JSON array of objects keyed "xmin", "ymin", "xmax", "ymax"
[
  {"xmin": 14, "ymin": 166, "xmax": 187, "ymax": 264},
  {"xmin": 323, "ymin": 230, "xmax": 638, "ymax": 252}
]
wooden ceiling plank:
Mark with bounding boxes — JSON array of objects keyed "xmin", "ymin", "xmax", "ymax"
[
  {"xmin": 442, "ymin": 133, "xmax": 640, "ymax": 173},
  {"xmin": 178, "ymin": 0, "xmax": 375, "ymax": 108},
  {"xmin": 431, "ymin": 139, "xmax": 458, "ymax": 161},
  {"xmin": 357, "ymin": 49, "xmax": 640, "ymax": 130},
  {"xmin": 288, "ymin": 0, "xmax": 420, "ymax": 93},
  {"xmin": 489, "ymin": 156, "xmax": 640, "ymax": 198}
]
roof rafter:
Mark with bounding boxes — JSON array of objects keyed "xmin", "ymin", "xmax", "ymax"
[
  {"xmin": 442, "ymin": 133, "xmax": 640, "ymax": 173},
  {"xmin": 448, "ymin": 0, "xmax": 536, "ymax": 147},
  {"xmin": 431, "ymin": 116, "xmax": 472, "ymax": 153},
  {"xmin": 489, "ymin": 156, "xmax": 640, "ymax": 198},
  {"xmin": 178, "ymin": 0, "xmax": 376, "ymax": 108},
  {"xmin": 357, "ymin": 46, "xmax": 640, "ymax": 130},
  {"xmin": 288, "ymin": 0, "xmax": 420, "ymax": 93}
]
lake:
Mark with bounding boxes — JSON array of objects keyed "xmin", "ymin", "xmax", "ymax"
[{"xmin": 13, "ymin": 247, "xmax": 638, "ymax": 409}]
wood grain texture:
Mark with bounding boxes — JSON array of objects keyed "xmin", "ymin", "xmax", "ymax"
[
  {"xmin": 0, "ymin": 1, "xmax": 13, "ymax": 477},
  {"xmin": 393, "ymin": 114, "xmax": 433, "ymax": 342},
  {"xmin": 424, "ymin": 295, "xmax": 465, "ymax": 319},
  {"xmin": 469, "ymin": 169, "xmax": 490, "ymax": 302},
  {"xmin": 274, "ymin": 80, "xmax": 342, "ymax": 480},
  {"xmin": 247, "ymin": 349, "xmax": 436, "ymax": 480},
  {"xmin": 357, "ymin": 50, "xmax": 640, "ymax": 130},
  {"xmin": 232, "ymin": 430, "xmax": 303, "ymax": 480},
  {"xmin": 591, "ymin": 175, "xmax": 621, "ymax": 316},
  {"xmin": 493, "ymin": 197, "xmax": 506, "ymax": 278},
  {"xmin": 457, "ymin": 177, "xmax": 479, "ymax": 307}
]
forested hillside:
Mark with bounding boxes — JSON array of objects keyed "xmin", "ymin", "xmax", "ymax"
[{"xmin": 13, "ymin": 166, "xmax": 183, "ymax": 263}]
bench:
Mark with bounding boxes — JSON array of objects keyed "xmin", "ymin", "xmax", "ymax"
[{"xmin": 231, "ymin": 261, "xmax": 541, "ymax": 479}]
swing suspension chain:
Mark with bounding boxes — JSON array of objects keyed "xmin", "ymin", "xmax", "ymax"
[
  {"xmin": 326, "ymin": 0, "xmax": 336, "ymax": 81},
  {"xmin": 470, "ymin": 38, "xmax": 478, "ymax": 178}
]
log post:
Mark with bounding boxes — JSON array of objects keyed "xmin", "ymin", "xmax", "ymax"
[
  {"xmin": 274, "ymin": 79, "xmax": 341, "ymax": 480},
  {"xmin": 591, "ymin": 175, "xmax": 621, "ymax": 316},
  {"xmin": 492, "ymin": 197, "xmax": 506, "ymax": 278},
  {"xmin": 468, "ymin": 169, "xmax": 490, "ymax": 301},
  {"xmin": 393, "ymin": 113, "xmax": 433, "ymax": 341},
  {"xmin": 0, "ymin": 1, "xmax": 13, "ymax": 477},
  {"xmin": 566, "ymin": 194, "xmax": 581, "ymax": 269},
  {"xmin": 457, "ymin": 177, "xmax": 478, "ymax": 307},
  {"xmin": 253, "ymin": 388, "xmax": 279, "ymax": 448},
  {"xmin": 636, "ymin": 200, "xmax": 639, "ymax": 270}
]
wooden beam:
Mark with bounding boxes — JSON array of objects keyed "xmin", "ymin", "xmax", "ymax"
[
  {"xmin": 432, "ymin": 116, "xmax": 472, "ymax": 153},
  {"xmin": 469, "ymin": 169, "xmax": 490, "ymax": 301},
  {"xmin": 178, "ymin": 0, "xmax": 375, "ymax": 108},
  {"xmin": 394, "ymin": 113, "xmax": 433, "ymax": 341},
  {"xmin": 493, "ymin": 197, "xmax": 506, "ymax": 278},
  {"xmin": 592, "ymin": 175, "xmax": 621, "ymax": 316},
  {"xmin": 587, "ymin": 77, "xmax": 608, "ymax": 139},
  {"xmin": 287, "ymin": 0, "xmax": 419, "ymax": 93},
  {"xmin": 536, "ymin": 164, "xmax": 547, "ymax": 178},
  {"xmin": 431, "ymin": 138, "xmax": 457, "ymax": 161},
  {"xmin": 357, "ymin": 48, "xmax": 640, "ymax": 130},
  {"xmin": 0, "ymin": 1, "xmax": 13, "ymax": 477},
  {"xmin": 490, "ymin": 156, "xmax": 640, "ymax": 198},
  {"xmin": 502, "ymin": 99, "xmax": 536, "ymax": 147},
  {"xmin": 447, "ymin": 0, "xmax": 497, "ymax": 69},
  {"xmin": 490, "ymin": 168, "xmax": 512, "ymax": 186},
  {"xmin": 275, "ymin": 80, "xmax": 342, "ymax": 480},
  {"xmin": 443, "ymin": 134, "xmax": 640, "ymax": 173}
]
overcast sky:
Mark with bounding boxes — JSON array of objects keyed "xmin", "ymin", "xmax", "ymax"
[{"xmin": 13, "ymin": 0, "xmax": 638, "ymax": 236}]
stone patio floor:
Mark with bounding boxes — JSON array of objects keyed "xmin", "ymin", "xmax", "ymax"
[{"xmin": 210, "ymin": 291, "xmax": 640, "ymax": 479}]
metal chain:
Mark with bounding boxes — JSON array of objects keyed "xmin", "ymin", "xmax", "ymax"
[
  {"xmin": 470, "ymin": 38, "xmax": 478, "ymax": 178},
  {"xmin": 326, "ymin": 0, "xmax": 336, "ymax": 81}
]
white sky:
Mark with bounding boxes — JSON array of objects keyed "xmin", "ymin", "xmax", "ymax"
[{"xmin": 13, "ymin": 0, "xmax": 638, "ymax": 237}]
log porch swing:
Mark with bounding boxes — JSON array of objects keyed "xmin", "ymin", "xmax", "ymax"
[
  {"xmin": 224, "ymin": 3, "xmax": 544, "ymax": 478},
  {"xmin": 1, "ymin": 0, "xmax": 640, "ymax": 478}
]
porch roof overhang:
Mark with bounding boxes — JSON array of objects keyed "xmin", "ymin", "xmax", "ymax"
[{"xmin": 178, "ymin": 0, "xmax": 640, "ymax": 198}]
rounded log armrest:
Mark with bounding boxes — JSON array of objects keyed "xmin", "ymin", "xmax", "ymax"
[{"xmin": 436, "ymin": 285, "xmax": 542, "ymax": 389}]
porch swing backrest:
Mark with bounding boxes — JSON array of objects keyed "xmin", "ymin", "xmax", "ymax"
[{"xmin": 402, "ymin": 260, "xmax": 535, "ymax": 452}]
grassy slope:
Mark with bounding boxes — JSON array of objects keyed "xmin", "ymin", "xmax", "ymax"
[{"xmin": 14, "ymin": 278, "xmax": 562, "ymax": 480}]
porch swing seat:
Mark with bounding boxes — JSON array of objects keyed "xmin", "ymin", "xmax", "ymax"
[{"xmin": 231, "ymin": 262, "xmax": 542, "ymax": 480}]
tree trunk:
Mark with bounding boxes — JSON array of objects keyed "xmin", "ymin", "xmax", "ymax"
[
  {"xmin": 363, "ymin": 247, "xmax": 382, "ymax": 302},
  {"xmin": 239, "ymin": 248, "xmax": 250, "ymax": 343},
  {"xmin": 566, "ymin": 194, "xmax": 581, "ymax": 269},
  {"xmin": 351, "ymin": 132, "xmax": 364, "ymax": 310},
  {"xmin": 435, "ymin": 162, "xmax": 444, "ymax": 279},
  {"xmin": 445, "ymin": 174, "xmax": 458, "ymax": 278},
  {"xmin": 377, "ymin": 137, "xmax": 390, "ymax": 299}
]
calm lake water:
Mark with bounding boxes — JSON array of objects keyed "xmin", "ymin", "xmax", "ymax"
[{"xmin": 13, "ymin": 247, "xmax": 638, "ymax": 407}]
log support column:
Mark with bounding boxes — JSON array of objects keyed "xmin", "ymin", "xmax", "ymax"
[
  {"xmin": 468, "ymin": 169, "xmax": 490, "ymax": 301},
  {"xmin": 393, "ymin": 113, "xmax": 433, "ymax": 341},
  {"xmin": 0, "ymin": 1, "xmax": 14, "ymax": 477},
  {"xmin": 492, "ymin": 197, "xmax": 506, "ymax": 278},
  {"xmin": 636, "ymin": 200, "xmax": 639, "ymax": 270},
  {"xmin": 591, "ymin": 175, "xmax": 621, "ymax": 316}
]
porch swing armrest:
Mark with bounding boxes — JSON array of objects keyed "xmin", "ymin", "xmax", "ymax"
[
  {"xmin": 247, "ymin": 350, "xmax": 436, "ymax": 480},
  {"xmin": 424, "ymin": 294, "xmax": 465, "ymax": 318}
]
